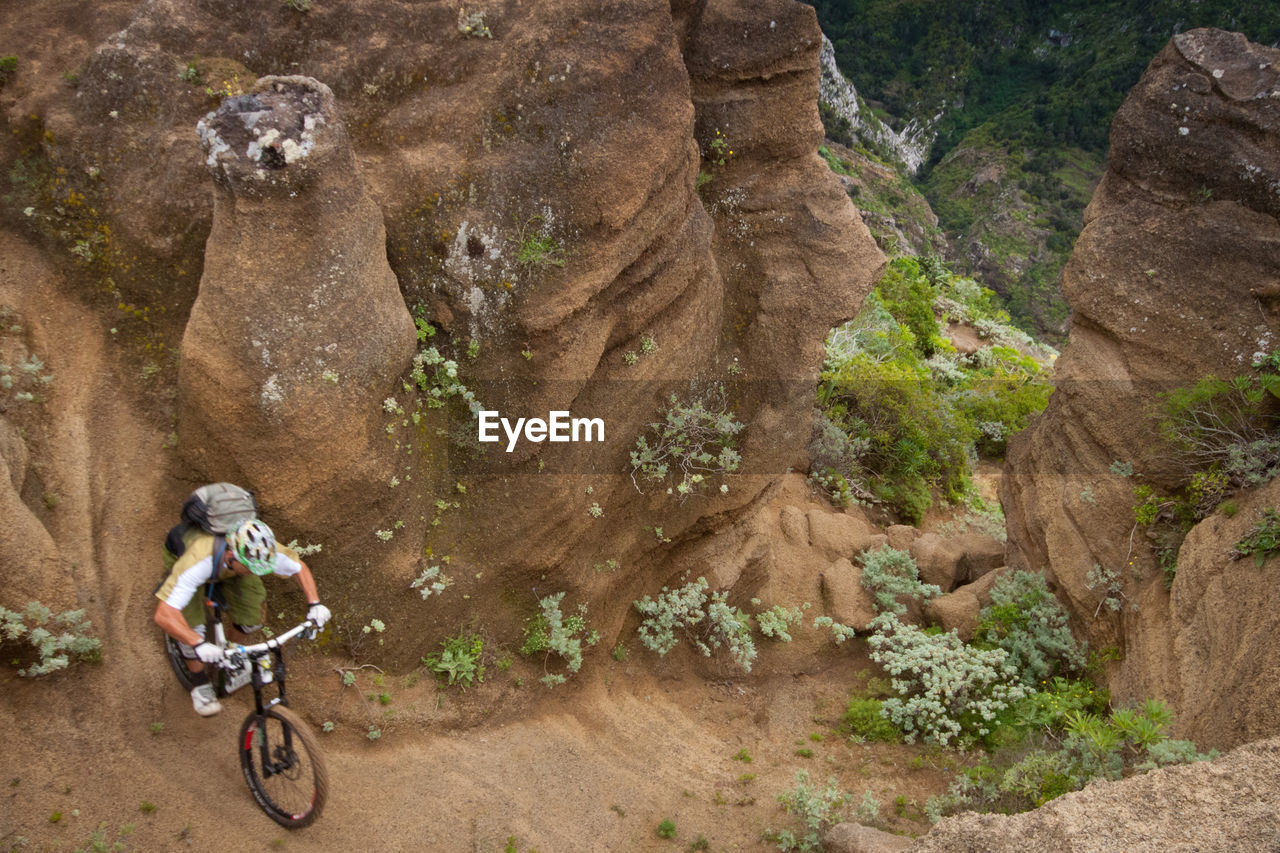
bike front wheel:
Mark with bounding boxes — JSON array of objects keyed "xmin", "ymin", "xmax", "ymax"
[{"xmin": 239, "ymin": 705, "xmax": 329, "ymax": 828}]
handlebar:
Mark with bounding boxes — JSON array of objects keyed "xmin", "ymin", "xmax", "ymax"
[{"xmin": 221, "ymin": 619, "xmax": 317, "ymax": 668}]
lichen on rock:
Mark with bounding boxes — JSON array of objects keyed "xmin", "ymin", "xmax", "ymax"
[{"xmin": 197, "ymin": 76, "xmax": 335, "ymax": 197}]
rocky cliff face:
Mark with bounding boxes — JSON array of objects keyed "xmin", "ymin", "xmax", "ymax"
[
  {"xmin": 0, "ymin": 0, "xmax": 881, "ymax": 663},
  {"xmin": 1001, "ymin": 28, "xmax": 1280, "ymax": 748},
  {"xmin": 910, "ymin": 735, "xmax": 1280, "ymax": 852},
  {"xmin": 818, "ymin": 35, "xmax": 929, "ymax": 173}
]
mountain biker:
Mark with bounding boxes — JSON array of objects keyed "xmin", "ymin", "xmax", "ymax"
[{"xmin": 153, "ymin": 518, "xmax": 330, "ymax": 717}]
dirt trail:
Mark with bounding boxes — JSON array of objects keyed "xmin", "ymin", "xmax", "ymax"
[{"xmin": 4, "ymin": 631, "xmax": 944, "ymax": 852}]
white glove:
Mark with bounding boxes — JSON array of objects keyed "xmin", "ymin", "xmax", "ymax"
[
  {"xmin": 307, "ymin": 603, "xmax": 331, "ymax": 629},
  {"xmin": 194, "ymin": 641, "xmax": 225, "ymax": 664}
]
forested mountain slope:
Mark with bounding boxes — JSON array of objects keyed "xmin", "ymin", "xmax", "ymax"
[{"xmin": 811, "ymin": 0, "xmax": 1280, "ymax": 340}]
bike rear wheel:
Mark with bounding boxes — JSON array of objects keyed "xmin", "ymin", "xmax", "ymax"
[
  {"xmin": 162, "ymin": 633, "xmax": 228, "ymax": 696},
  {"xmin": 239, "ymin": 705, "xmax": 329, "ymax": 828},
  {"xmin": 163, "ymin": 633, "xmax": 199, "ymax": 691}
]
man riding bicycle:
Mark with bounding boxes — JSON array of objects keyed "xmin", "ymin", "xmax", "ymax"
[{"xmin": 153, "ymin": 518, "xmax": 330, "ymax": 717}]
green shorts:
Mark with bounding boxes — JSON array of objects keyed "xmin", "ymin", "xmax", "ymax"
[{"xmin": 179, "ymin": 572, "xmax": 267, "ymax": 634}]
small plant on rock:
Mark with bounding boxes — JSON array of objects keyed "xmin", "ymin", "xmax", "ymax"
[
  {"xmin": 1086, "ymin": 563, "xmax": 1127, "ymax": 615},
  {"xmin": 859, "ymin": 545, "xmax": 940, "ymax": 616},
  {"xmin": 634, "ymin": 577, "xmax": 756, "ymax": 671},
  {"xmin": 0, "ymin": 56, "xmax": 17, "ymax": 89},
  {"xmin": 0, "ymin": 601, "xmax": 101, "ymax": 676},
  {"xmin": 769, "ymin": 770, "xmax": 850, "ymax": 853},
  {"xmin": 514, "ymin": 215, "xmax": 564, "ymax": 269},
  {"xmin": 410, "ymin": 347, "xmax": 481, "ymax": 413},
  {"xmin": 457, "ymin": 8, "xmax": 492, "ymax": 37},
  {"xmin": 410, "ymin": 564, "xmax": 454, "ymax": 599},
  {"xmin": 423, "ymin": 632, "xmax": 485, "ymax": 689},
  {"xmin": 705, "ymin": 129, "xmax": 733, "ymax": 167},
  {"xmin": 754, "ymin": 603, "xmax": 807, "ymax": 642},
  {"xmin": 1233, "ymin": 508, "xmax": 1280, "ymax": 566},
  {"xmin": 521, "ymin": 592, "xmax": 598, "ymax": 687},
  {"xmin": 630, "ymin": 386, "xmax": 743, "ymax": 498}
]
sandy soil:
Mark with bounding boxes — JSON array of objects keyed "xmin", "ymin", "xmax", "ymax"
[{"xmin": 2, "ymin": 635, "xmax": 957, "ymax": 852}]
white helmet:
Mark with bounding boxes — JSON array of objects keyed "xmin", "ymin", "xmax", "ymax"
[{"xmin": 228, "ymin": 519, "xmax": 276, "ymax": 575}]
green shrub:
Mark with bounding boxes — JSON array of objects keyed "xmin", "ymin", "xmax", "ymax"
[
  {"xmin": 928, "ymin": 698, "xmax": 1215, "ymax": 819},
  {"xmin": 634, "ymin": 577, "xmax": 756, "ymax": 671},
  {"xmin": 819, "ymin": 350, "xmax": 972, "ymax": 522},
  {"xmin": 769, "ymin": 770, "xmax": 850, "ymax": 853},
  {"xmin": 423, "ymin": 632, "xmax": 484, "ymax": 689},
  {"xmin": 874, "ymin": 257, "xmax": 944, "ymax": 358},
  {"xmin": 0, "ymin": 601, "xmax": 101, "ymax": 676},
  {"xmin": 1006, "ymin": 677, "xmax": 1109, "ymax": 733},
  {"xmin": 630, "ymin": 387, "xmax": 743, "ymax": 497},
  {"xmin": 1159, "ymin": 365, "xmax": 1280, "ymax": 490},
  {"xmin": 975, "ymin": 571, "xmax": 1085, "ymax": 686},
  {"xmin": 953, "ymin": 348, "xmax": 1052, "ymax": 457},
  {"xmin": 840, "ymin": 697, "xmax": 903, "ymax": 743},
  {"xmin": 0, "ymin": 56, "xmax": 16, "ymax": 88},
  {"xmin": 656, "ymin": 818, "xmax": 677, "ymax": 839},
  {"xmin": 855, "ymin": 789, "xmax": 881, "ymax": 824},
  {"xmin": 814, "ymin": 259, "xmax": 1056, "ymax": 520},
  {"xmin": 1233, "ymin": 508, "xmax": 1280, "ymax": 566},
  {"xmin": 859, "ymin": 545, "xmax": 941, "ymax": 616},
  {"xmin": 520, "ymin": 592, "xmax": 598, "ymax": 687},
  {"xmin": 867, "ymin": 612, "xmax": 1025, "ymax": 746},
  {"xmin": 807, "ymin": 410, "xmax": 873, "ymax": 507}
]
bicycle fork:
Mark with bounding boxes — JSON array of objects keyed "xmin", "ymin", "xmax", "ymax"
[{"xmin": 246, "ymin": 648, "xmax": 295, "ymax": 777}]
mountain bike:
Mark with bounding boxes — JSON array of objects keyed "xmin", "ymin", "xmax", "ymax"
[{"xmin": 163, "ymin": 610, "xmax": 329, "ymax": 828}]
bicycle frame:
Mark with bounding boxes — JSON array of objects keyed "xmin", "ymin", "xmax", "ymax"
[{"xmin": 225, "ymin": 621, "xmax": 316, "ymax": 713}]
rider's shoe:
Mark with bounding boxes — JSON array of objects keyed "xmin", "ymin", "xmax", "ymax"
[{"xmin": 191, "ymin": 683, "xmax": 223, "ymax": 717}]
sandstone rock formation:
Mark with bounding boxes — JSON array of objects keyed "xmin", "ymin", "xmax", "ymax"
[
  {"xmin": 1000, "ymin": 28, "xmax": 1280, "ymax": 747},
  {"xmin": 0, "ymin": 0, "xmax": 882, "ymax": 664},
  {"xmin": 910, "ymin": 531, "xmax": 1004, "ymax": 592},
  {"xmin": 179, "ymin": 75, "xmax": 417, "ymax": 544},
  {"xmin": 827, "ymin": 822, "xmax": 913, "ymax": 853},
  {"xmin": 911, "ymin": 736, "xmax": 1280, "ymax": 852}
]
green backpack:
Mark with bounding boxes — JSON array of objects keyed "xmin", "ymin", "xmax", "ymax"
[{"xmin": 163, "ymin": 483, "xmax": 258, "ymax": 569}]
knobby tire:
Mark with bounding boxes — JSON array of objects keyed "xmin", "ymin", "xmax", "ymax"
[
  {"xmin": 162, "ymin": 633, "xmax": 228, "ymax": 696},
  {"xmin": 238, "ymin": 705, "xmax": 329, "ymax": 828},
  {"xmin": 163, "ymin": 634, "xmax": 199, "ymax": 691}
]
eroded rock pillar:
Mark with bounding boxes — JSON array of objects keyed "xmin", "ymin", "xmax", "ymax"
[{"xmin": 179, "ymin": 76, "xmax": 415, "ymax": 533}]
